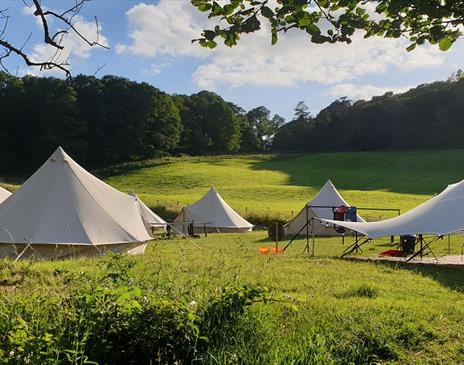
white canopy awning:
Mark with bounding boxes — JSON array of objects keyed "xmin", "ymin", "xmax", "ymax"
[{"xmin": 321, "ymin": 180, "xmax": 464, "ymax": 238}]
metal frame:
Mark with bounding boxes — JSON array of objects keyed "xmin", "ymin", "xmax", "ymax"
[
  {"xmin": 283, "ymin": 204, "xmax": 400, "ymax": 255},
  {"xmin": 405, "ymin": 234, "xmax": 439, "ymax": 262}
]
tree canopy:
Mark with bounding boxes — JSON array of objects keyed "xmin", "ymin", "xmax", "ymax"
[
  {"xmin": 192, "ymin": 0, "xmax": 463, "ymax": 51},
  {"xmin": 273, "ymin": 75, "xmax": 464, "ymax": 153},
  {"xmin": 0, "ymin": 72, "xmax": 284, "ymax": 171},
  {"xmin": 2, "ymin": 71, "xmax": 464, "ymax": 172}
]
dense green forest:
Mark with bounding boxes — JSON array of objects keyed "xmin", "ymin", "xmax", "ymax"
[
  {"xmin": 0, "ymin": 72, "xmax": 282, "ymax": 170},
  {"xmin": 274, "ymin": 73, "xmax": 464, "ymax": 152},
  {"xmin": 1, "ymin": 71, "xmax": 463, "ymax": 171}
]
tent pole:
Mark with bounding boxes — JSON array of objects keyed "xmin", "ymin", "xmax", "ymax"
[
  {"xmin": 15, "ymin": 243, "xmax": 31, "ymax": 262},
  {"xmin": 284, "ymin": 220, "xmax": 310, "ymax": 252},
  {"xmin": 406, "ymin": 236, "xmax": 439, "ymax": 262},
  {"xmin": 312, "ymin": 219, "xmax": 315, "ymax": 257},
  {"xmin": 182, "ymin": 210, "xmax": 185, "ymax": 235},
  {"xmin": 305, "ymin": 205, "xmax": 309, "ymax": 254},
  {"xmin": 420, "ymin": 234, "xmax": 423, "ymax": 259},
  {"xmin": 275, "ymin": 221, "xmax": 278, "ymax": 255},
  {"xmin": 341, "ymin": 237, "xmax": 369, "ymax": 258}
]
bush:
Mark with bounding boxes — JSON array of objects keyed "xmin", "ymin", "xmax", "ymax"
[{"xmin": 0, "ymin": 255, "xmax": 266, "ymax": 365}]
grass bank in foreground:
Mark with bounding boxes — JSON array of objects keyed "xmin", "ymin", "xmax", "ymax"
[{"xmin": 1, "ymin": 232, "xmax": 464, "ymax": 364}]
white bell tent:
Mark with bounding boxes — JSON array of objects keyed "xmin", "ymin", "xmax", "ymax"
[
  {"xmin": 285, "ymin": 180, "xmax": 364, "ymax": 236},
  {"xmin": 172, "ymin": 187, "xmax": 253, "ymax": 234},
  {"xmin": 0, "ymin": 147, "xmax": 152, "ymax": 260},
  {"xmin": 0, "ymin": 187, "xmax": 11, "ymax": 204},
  {"xmin": 129, "ymin": 192, "xmax": 167, "ymax": 231}
]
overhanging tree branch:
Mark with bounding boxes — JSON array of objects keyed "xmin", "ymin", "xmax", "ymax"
[{"xmin": 0, "ymin": 0, "xmax": 108, "ymax": 76}]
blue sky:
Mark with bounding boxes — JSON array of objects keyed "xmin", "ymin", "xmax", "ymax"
[{"xmin": 2, "ymin": 0, "xmax": 464, "ymax": 120}]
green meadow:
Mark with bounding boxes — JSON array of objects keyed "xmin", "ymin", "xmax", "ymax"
[
  {"xmin": 2, "ymin": 149, "xmax": 464, "ymax": 364},
  {"xmin": 102, "ymin": 149, "xmax": 464, "ymax": 221}
]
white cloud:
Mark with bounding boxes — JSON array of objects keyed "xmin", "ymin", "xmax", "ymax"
[
  {"xmin": 192, "ymin": 31, "xmax": 444, "ymax": 89},
  {"xmin": 142, "ymin": 62, "xmax": 170, "ymax": 76},
  {"xmin": 327, "ymin": 83, "xmax": 414, "ymax": 100},
  {"xmin": 118, "ymin": 1, "xmax": 445, "ymax": 89},
  {"xmin": 116, "ymin": 1, "xmax": 212, "ymax": 58}
]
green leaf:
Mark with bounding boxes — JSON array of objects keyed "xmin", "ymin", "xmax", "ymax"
[
  {"xmin": 271, "ymin": 27, "xmax": 277, "ymax": 45},
  {"xmin": 306, "ymin": 23, "xmax": 321, "ymax": 35},
  {"xmin": 204, "ymin": 30, "xmax": 216, "ymax": 41},
  {"xmin": 406, "ymin": 43, "xmax": 416, "ymax": 52},
  {"xmin": 196, "ymin": 3, "xmax": 212, "ymax": 12},
  {"xmin": 438, "ymin": 37, "xmax": 453, "ymax": 51},
  {"xmin": 261, "ymin": 6, "xmax": 274, "ymax": 18},
  {"xmin": 206, "ymin": 40, "xmax": 217, "ymax": 49}
]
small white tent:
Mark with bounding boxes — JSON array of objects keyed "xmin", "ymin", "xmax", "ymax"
[
  {"xmin": 129, "ymin": 192, "xmax": 167, "ymax": 231},
  {"xmin": 0, "ymin": 147, "xmax": 152, "ymax": 260},
  {"xmin": 320, "ymin": 179, "xmax": 464, "ymax": 238},
  {"xmin": 285, "ymin": 180, "xmax": 364, "ymax": 236},
  {"xmin": 172, "ymin": 187, "xmax": 253, "ymax": 234},
  {"xmin": 0, "ymin": 187, "xmax": 11, "ymax": 204}
]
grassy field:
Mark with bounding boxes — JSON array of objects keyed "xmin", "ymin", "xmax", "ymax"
[
  {"xmin": 2, "ymin": 149, "xmax": 464, "ymax": 363},
  {"xmin": 2, "ymin": 234, "xmax": 464, "ymax": 363},
  {"xmin": 101, "ymin": 149, "xmax": 464, "ymax": 221}
]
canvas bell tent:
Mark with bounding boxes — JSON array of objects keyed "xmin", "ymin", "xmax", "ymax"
[
  {"xmin": 0, "ymin": 187, "xmax": 11, "ymax": 204},
  {"xmin": 172, "ymin": 187, "xmax": 253, "ymax": 234},
  {"xmin": 0, "ymin": 147, "xmax": 152, "ymax": 260},
  {"xmin": 129, "ymin": 191, "xmax": 167, "ymax": 231},
  {"xmin": 321, "ymin": 179, "xmax": 464, "ymax": 239},
  {"xmin": 285, "ymin": 180, "xmax": 364, "ymax": 236}
]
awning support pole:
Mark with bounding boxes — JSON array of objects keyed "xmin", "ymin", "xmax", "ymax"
[
  {"xmin": 341, "ymin": 237, "xmax": 370, "ymax": 258},
  {"xmin": 406, "ymin": 236, "xmax": 439, "ymax": 262}
]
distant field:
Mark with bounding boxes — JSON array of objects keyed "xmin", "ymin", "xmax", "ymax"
[
  {"xmin": 99, "ymin": 149, "xmax": 464, "ymax": 221},
  {"xmin": 3, "ymin": 149, "xmax": 464, "ymax": 221}
]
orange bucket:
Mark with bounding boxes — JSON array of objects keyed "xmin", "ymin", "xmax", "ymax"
[
  {"xmin": 271, "ymin": 247, "xmax": 283, "ymax": 254},
  {"xmin": 259, "ymin": 247, "xmax": 270, "ymax": 254}
]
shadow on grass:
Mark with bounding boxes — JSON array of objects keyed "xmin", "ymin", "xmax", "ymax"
[
  {"xmin": 250, "ymin": 149, "xmax": 464, "ymax": 195},
  {"xmin": 362, "ymin": 259, "xmax": 464, "ymax": 293},
  {"xmin": 95, "ymin": 160, "xmax": 172, "ymax": 179}
]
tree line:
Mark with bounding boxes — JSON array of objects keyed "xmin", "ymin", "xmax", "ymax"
[
  {"xmin": 1, "ymin": 71, "xmax": 464, "ymax": 172},
  {"xmin": 274, "ymin": 73, "xmax": 464, "ymax": 153},
  {"xmin": 0, "ymin": 72, "xmax": 283, "ymax": 171}
]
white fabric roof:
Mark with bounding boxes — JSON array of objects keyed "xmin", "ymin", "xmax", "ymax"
[
  {"xmin": 173, "ymin": 187, "xmax": 253, "ymax": 230},
  {"xmin": 129, "ymin": 192, "xmax": 167, "ymax": 228},
  {"xmin": 285, "ymin": 180, "xmax": 364, "ymax": 235},
  {"xmin": 0, "ymin": 147, "xmax": 152, "ymax": 245},
  {"xmin": 0, "ymin": 187, "xmax": 11, "ymax": 204},
  {"xmin": 321, "ymin": 180, "xmax": 464, "ymax": 238}
]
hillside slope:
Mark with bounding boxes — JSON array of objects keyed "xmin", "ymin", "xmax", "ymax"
[{"xmin": 103, "ymin": 149, "xmax": 464, "ymax": 221}]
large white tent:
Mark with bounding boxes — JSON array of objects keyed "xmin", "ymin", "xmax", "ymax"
[
  {"xmin": 0, "ymin": 187, "xmax": 11, "ymax": 204},
  {"xmin": 0, "ymin": 147, "xmax": 152, "ymax": 260},
  {"xmin": 173, "ymin": 187, "xmax": 253, "ymax": 234},
  {"xmin": 285, "ymin": 180, "xmax": 364, "ymax": 236},
  {"xmin": 320, "ymin": 179, "xmax": 464, "ymax": 238},
  {"xmin": 129, "ymin": 191, "xmax": 167, "ymax": 231}
]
